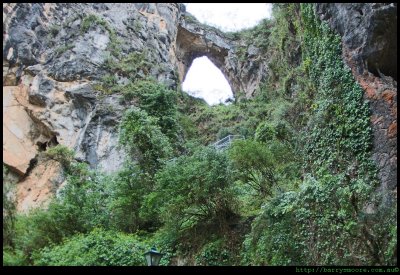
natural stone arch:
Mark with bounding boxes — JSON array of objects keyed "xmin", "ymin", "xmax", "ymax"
[
  {"xmin": 176, "ymin": 15, "xmax": 268, "ymax": 99},
  {"xmin": 176, "ymin": 19, "xmax": 235, "ymax": 95}
]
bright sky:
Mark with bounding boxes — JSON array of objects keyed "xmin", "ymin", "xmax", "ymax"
[
  {"xmin": 182, "ymin": 56, "xmax": 234, "ymax": 105},
  {"xmin": 181, "ymin": 3, "xmax": 272, "ymax": 105}
]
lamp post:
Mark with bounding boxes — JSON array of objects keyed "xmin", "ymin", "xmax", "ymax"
[{"xmin": 144, "ymin": 246, "xmax": 163, "ymax": 266}]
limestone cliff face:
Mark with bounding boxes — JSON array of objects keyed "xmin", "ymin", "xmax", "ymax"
[
  {"xmin": 3, "ymin": 3, "xmax": 186, "ymax": 211},
  {"xmin": 2, "ymin": 3, "xmax": 397, "ymax": 211},
  {"xmin": 316, "ymin": 3, "xmax": 397, "ymax": 196}
]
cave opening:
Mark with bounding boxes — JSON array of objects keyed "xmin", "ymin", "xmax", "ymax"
[{"xmin": 181, "ymin": 56, "xmax": 234, "ymax": 105}]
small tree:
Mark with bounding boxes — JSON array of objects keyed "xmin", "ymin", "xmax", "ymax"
[
  {"xmin": 229, "ymin": 139, "xmax": 278, "ymax": 198},
  {"xmin": 119, "ymin": 108, "xmax": 173, "ymax": 175},
  {"xmin": 154, "ymin": 147, "xmax": 237, "ymax": 235},
  {"xmin": 45, "ymin": 145, "xmax": 75, "ymax": 168}
]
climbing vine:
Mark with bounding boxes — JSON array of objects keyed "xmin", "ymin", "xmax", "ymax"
[
  {"xmin": 241, "ymin": 3, "xmax": 394, "ymax": 266},
  {"xmin": 300, "ymin": 4, "xmax": 376, "ymax": 180}
]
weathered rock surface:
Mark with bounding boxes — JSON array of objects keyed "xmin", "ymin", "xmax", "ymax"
[
  {"xmin": 16, "ymin": 159, "xmax": 65, "ymax": 213},
  {"xmin": 3, "ymin": 86, "xmax": 39, "ymax": 175},
  {"xmin": 316, "ymin": 3, "xmax": 397, "ymax": 194},
  {"xmin": 3, "ymin": 3, "xmax": 187, "ymax": 211},
  {"xmin": 316, "ymin": 3, "xmax": 397, "ymax": 80}
]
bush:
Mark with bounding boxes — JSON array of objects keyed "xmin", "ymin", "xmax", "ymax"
[
  {"xmin": 45, "ymin": 145, "xmax": 75, "ymax": 168},
  {"xmin": 81, "ymin": 14, "xmax": 108, "ymax": 34},
  {"xmin": 81, "ymin": 14, "xmax": 120, "ymax": 58},
  {"xmin": 34, "ymin": 228, "xmax": 147, "ymax": 266},
  {"xmin": 121, "ymin": 79, "xmax": 180, "ymax": 141},
  {"xmin": 48, "ymin": 24, "xmax": 60, "ymax": 37},
  {"xmin": 14, "ymin": 207, "xmax": 69, "ymax": 260},
  {"xmin": 241, "ymin": 173, "xmax": 379, "ymax": 265},
  {"xmin": 3, "ymin": 248, "xmax": 27, "ymax": 266},
  {"xmin": 94, "ymin": 74, "xmax": 120, "ymax": 94},
  {"xmin": 255, "ymin": 121, "xmax": 291, "ymax": 144},
  {"xmin": 106, "ymin": 51, "xmax": 152, "ymax": 80},
  {"xmin": 195, "ymin": 239, "xmax": 233, "ymax": 266},
  {"xmin": 108, "ymin": 162, "xmax": 159, "ymax": 232},
  {"xmin": 228, "ymin": 140, "xmax": 278, "ymax": 198},
  {"xmin": 119, "ymin": 108, "xmax": 173, "ymax": 174},
  {"xmin": 12, "ymin": 163, "xmax": 109, "ymax": 261},
  {"xmin": 54, "ymin": 44, "xmax": 74, "ymax": 56},
  {"xmin": 255, "ymin": 122, "xmax": 276, "ymax": 142},
  {"xmin": 154, "ymin": 147, "xmax": 238, "ymax": 238}
]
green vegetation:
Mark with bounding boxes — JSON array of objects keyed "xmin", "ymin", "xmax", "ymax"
[
  {"xmin": 81, "ymin": 14, "xmax": 109, "ymax": 34},
  {"xmin": 119, "ymin": 108, "xmax": 173, "ymax": 174},
  {"xmin": 184, "ymin": 13, "xmax": 199, "ymax": 24},
  {"xmin": 54, "ymin": 44, "xmax": 74, "ymax": 56},
  {"xmin": 154, "ymin": 148, "xmax": 237, "ymax": 235},
  {"xmin": 45, "ymin": 145, "xmax": 75, "ymax": 168},
  {"xmin": 238, "ymin": 3, "xmax": 395, "ymax": 266},
  {"xmin": 80, "ymin": 14, "xmax": 121, "ymax": 58},
  {"xmin": 3, "ymin": 3, "xmax": 395, "ymax": 266},
  {"xmin": 34, "ymin": 228, "xmax": 147, "ymax": 266},
  {"xmin": 121, "ymin": 79, "xmax": 181, "ymax": 142},
  {"xmin": 48, "ymin": 24, "xmax": 61, "ymax": 38},
  {"xmin": 94, "ymin": 50, "xmax": 157, "ymax": 95},
  {"xmin": 105, "ymin": 51, "xmax": 152, "ymax": 79}
]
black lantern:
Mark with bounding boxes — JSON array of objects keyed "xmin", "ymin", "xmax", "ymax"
[{"xmin": 144, "ymin": 246, "xmax": 163, "ymax": 266}]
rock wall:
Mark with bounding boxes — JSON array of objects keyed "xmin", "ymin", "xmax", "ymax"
[
  {"xmin": 316, "ymin": 3, "xmax": 397, "ymax": 196},
  {"xmin": 3, "ymin": 3, "xmax": 186, "ymax": 211}
]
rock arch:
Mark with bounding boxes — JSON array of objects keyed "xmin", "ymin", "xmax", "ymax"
[
  {"xmin": 176, "ymin": 15, "xmax": 268, "ymax": 98},
  {"xmin": 176, "ymin": 17, "xmax": 246, "ymax": 98}
]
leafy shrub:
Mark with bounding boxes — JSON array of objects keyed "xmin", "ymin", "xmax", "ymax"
[
  {"xmin": 119, "ymin": 108, "xmax": 173, "ymax": 174},
  {"xmin": 12, "ymin": 163, "xmax": 108, "ymax": 261},
  {"xmin": 255, "ymin": 121, "xmax": 291, "ymax": 143},
  {"xmin": 154, "ymin": 147, "xmax": 238, "ymax": 237},
  {"xmin": 122, "ymin": 79, "xmax": 180, "ymax": 141},
  {"xmin": 106, "ymin": 51, "xmax": 152, "ymax": 80},
  {"xmin": 229, "ymin": 140, "xmax": 278, "ymax": 198},
  {"xmin": 54, "ymin": 44, "xmax": 74, "ymax": 56},
  {"xmin": 177, "ymin": 112, "xmax": 198, "ymax": 140},
  {"xmin": 195, "ymin": 239, "xmax": 233, "ymax": 266},
  {"xmin": 45, "ymin": 145, "xmax": 75, "ymax": 168},
  {"xmin": 14, "ymin": 207, "xmax": 70, "ymax": 260},
  {"xmin": 216, "ymin": 127, "xmax": 235, "ymax": 140},
  {"xmin": 48, "ymin": 24, "xmax": 60, "ymax": 37},
  {"xmin": 255, "ymin": 122, "xmax": 276, "ymax": 142},
  {"xmin": 3, "ymin": 248, "xmax": 27, "ymax": 266},
  {"xmin": 108, "ymin": 162, "xmax": 159, "ymax": 232},
  {"xmin": 94, "ymin": 74, "xmax": 120, "ymax": 94},
  {"xmin": 81, "ymin": 14, "xmax": 108, "ymax": 33},
  {"xmin": 34, "ymin": 228, "xmax": 147, "ymax": 266},
  {"xmin": 241, "ymin": 173, "xmax": 382, "ymax": 265},
  {"xmin": 81, "ymin": 14, "xmax": 120, "ymax": 57}
]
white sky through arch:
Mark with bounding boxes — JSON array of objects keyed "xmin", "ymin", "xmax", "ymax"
[
  {"xmin": 182, "ymin": 56, "xmax": 233, "ymax": 105},
  {"xmin": 181, "ymin": 3, "xmax": 272, "ymax": 105}
]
